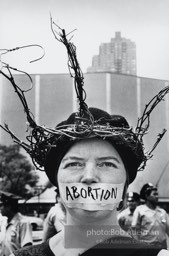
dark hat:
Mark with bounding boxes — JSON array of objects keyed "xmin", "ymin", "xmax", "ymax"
[
  {"xmin": 127, "ymin": 192, "xmax": 140, "ymax": 202},
  {"xmin": 45, "ymin": 107, "xmax": 144, "ymax": 186},
  {"xmin": 140, "ymin": 183, "xmax": 157, "ymax": 200},
  {"xmin": 0, "ymin": 191, "xmax": 21, "ymax": 205}
]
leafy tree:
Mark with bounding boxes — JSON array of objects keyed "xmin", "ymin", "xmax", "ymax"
[{"xmin": 0, "ymin": 144, "xmax": 39, "ymax": 198}]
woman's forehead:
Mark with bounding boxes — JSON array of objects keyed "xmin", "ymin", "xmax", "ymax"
[{"xmin": 62, "ymin": 138, "xmax": 122, "ymax": 159}]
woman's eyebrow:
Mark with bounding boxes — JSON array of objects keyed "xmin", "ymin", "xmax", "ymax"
[
  {"xmin": 62, "ymin": 156, "xmax": 120, "ymax": 163},
  {"xmin": 62, "ymin": 156, "xmax": 84, "ymax": 163}
]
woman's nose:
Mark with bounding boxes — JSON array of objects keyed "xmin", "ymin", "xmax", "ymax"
[{"xmin": 80, "ymin": 163, "xmax": 99, "ymax": 185}]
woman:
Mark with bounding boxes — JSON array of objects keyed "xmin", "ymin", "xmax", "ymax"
[
  {"xmin": 1, "ymin": 22, "xmax": 169, "ymax": 256},
  {"xmin": 8, "ymin": 108, "xmax": 165, "ymax": 256}
]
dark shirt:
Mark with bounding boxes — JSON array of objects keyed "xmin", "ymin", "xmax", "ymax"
[{"xmin": 12, "ymin": 236, "xmax": 161, "ymax": 256}]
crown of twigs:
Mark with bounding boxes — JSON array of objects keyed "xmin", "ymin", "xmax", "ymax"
[{"xmin": 0, "ymin": 16, "xmax": 168, "ymax": 172}]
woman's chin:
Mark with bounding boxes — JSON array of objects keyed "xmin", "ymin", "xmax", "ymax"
[{"xmin": 68, "ymin": 207, "xmax": 111, "ymax": 223}]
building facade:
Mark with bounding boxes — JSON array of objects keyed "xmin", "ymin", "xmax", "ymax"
[{"xmin": 87, "ymin": 32, "xmax": 136, "ymax": 75}]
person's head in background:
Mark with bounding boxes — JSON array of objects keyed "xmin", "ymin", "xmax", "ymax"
[
  {"xmin": 126, "ymin": 192, "xmax": 140, "ymax": 214},
  {"xmin": 43, "ymin": 108, "xmax": 144, "ymax": 225},
  {"xmin": 140, "ymin": 183, "xmax": 158, "ymax": 209},
  {"xmin": 0, "ymin": 192, "xmax": 20, "ymax": 222}
]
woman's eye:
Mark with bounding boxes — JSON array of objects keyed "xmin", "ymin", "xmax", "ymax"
[
  {"xmin": 65, "ymin": 162, "xmax": 83, "ymax": 168},
  {"xmin": 98, "ymin": 162, "xmax": 117, "ymax": 168}
]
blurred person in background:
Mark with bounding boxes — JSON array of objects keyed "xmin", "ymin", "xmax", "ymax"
[
  {"xmin": 0, "ymin": 192, "xmax": 33, "ymax": 256},
  {"xmin": 43, "ymin": 193, "xmax": 66, "ymax": 241},
  {"xmin": 0, "ymin": 208, "xmax": 8, "ymax": 256},
  {"xmin": 131, "ymin": 183, "xmax": 169, "ymax": 249},
  {"xmin": 118, "ymin": 192, "xmax": 140, "ymax": 232},
  {"xmin": 33, "ymin": 210, "xmax": 38, "ymax": 217}
]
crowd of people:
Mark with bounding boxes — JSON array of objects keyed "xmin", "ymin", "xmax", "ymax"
[{"xmin": 118, "ymin": 184, "xmax": 169, "ymax": 249}]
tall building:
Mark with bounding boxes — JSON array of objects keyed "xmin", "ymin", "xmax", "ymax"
[{"xmin": 87, "ymin": 32, "xmax": 136, "ymax": 75}]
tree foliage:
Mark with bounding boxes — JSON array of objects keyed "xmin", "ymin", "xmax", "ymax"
[{"xmin": 0, "ymin": 144, "xmax": 39, "ymax": 198}]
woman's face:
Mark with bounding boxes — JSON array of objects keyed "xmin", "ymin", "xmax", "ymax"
[{"xmin": 57, "ymin": 138, "xmax": 126, "ymax": 222}]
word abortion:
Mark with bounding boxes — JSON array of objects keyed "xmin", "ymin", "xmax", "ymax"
[{"xmin": 66, "ymin": 185, "xmax": 118, "ymax": 201}]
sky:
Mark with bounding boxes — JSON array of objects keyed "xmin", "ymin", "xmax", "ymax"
[{"xmin": 1, "ymin": 0, "xmax": 169, "ymax": 80}]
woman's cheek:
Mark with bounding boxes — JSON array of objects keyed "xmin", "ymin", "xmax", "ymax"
[
  {"xmin": 57, "ymin": 168, "xmax": 78, "ymax": 183},
  {"xmin": 100, "ymin": 169, "xmax": 126, "ymax": 184}
]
